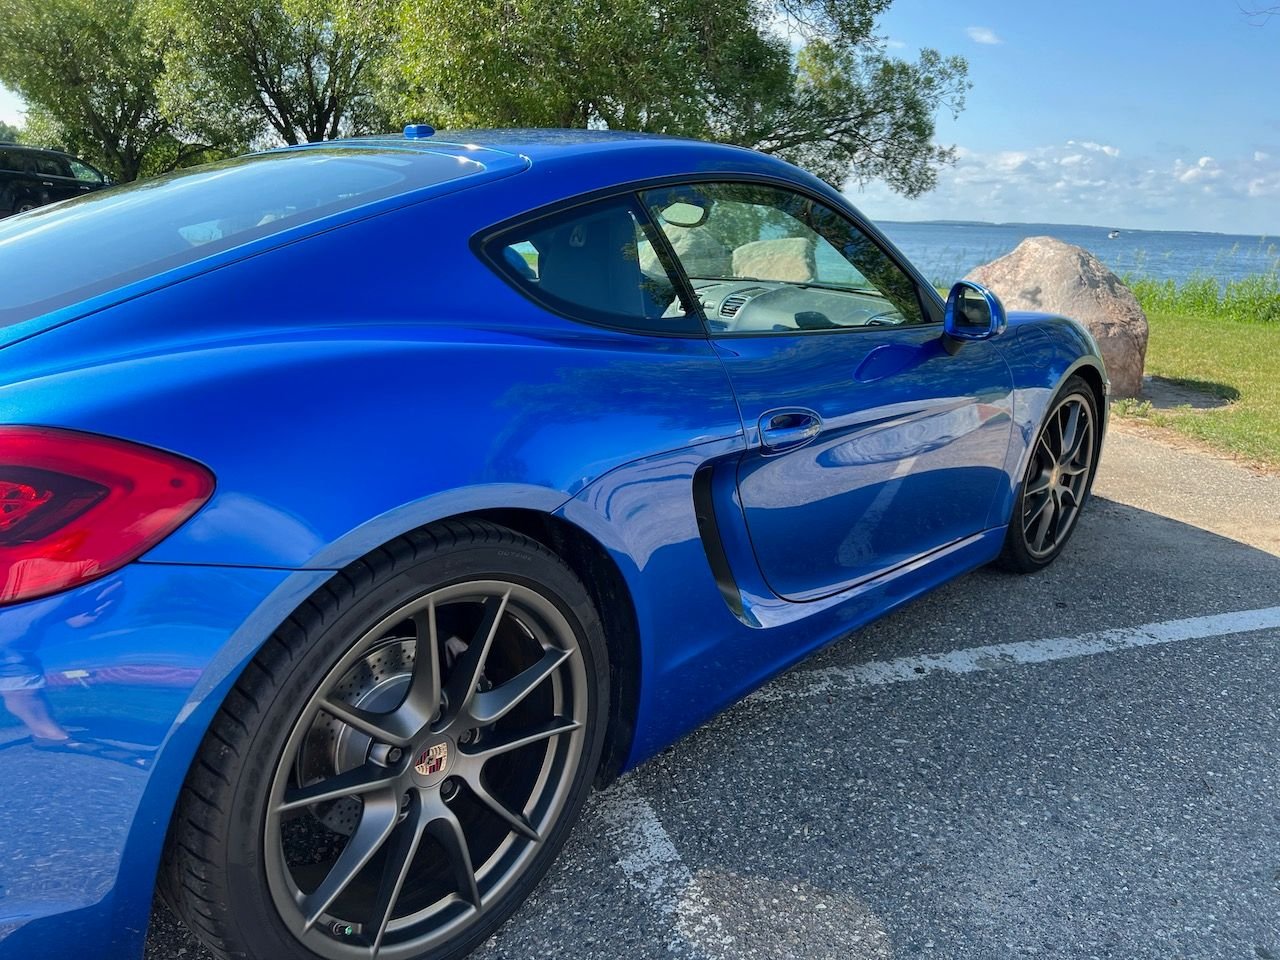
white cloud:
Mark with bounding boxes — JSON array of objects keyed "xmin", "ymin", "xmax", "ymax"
[
  {"xmin": 966, "ymin": 26, "xmax": 1002, "ymax": 45},
  {"xmin": 884, "ymin": 38, "xmax": 907, "ymax": 50},
  {"xmin": 1077, "ymin": 140, "xmax": 1121, "ymax": 158},
  {"xmin": 1174, "ymin": 156, "xmax": 1222, "ymax": 184},
  {"xmin": 849, "ymin": 139, "xmax": 1280, "ymax": 233}
]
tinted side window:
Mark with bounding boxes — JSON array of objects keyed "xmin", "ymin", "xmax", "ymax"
[
  {"xmin": 68, "ymin": 160, "xmax": 103, "ymax": 183},
  {"xmin": 35, "ymin": 156, "xmax": 66, "ymax": 177},
  {"xmin": 483, "ymin": 197, "xmax": 699, "ymax": 335},
  {"xmin": 640, "ymin": 182, "xmax": 927, "ymax": 334},
  {"xmin": 0, "ymin": 149, "xmax": 12, "ymax": 172}
]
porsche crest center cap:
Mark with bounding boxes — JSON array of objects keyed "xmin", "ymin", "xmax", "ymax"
[{"xmin": 413, "ymin": 741, "xmax": 450, "ymax": 785}]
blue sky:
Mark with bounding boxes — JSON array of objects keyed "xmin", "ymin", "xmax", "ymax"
[
  {"xmin": 2, "ymin": 1, "xmax": 1278, "ymax": 233},
  {"xmin": 853, "ymin": 1, "xmax": 1280, "ymax": 234}
]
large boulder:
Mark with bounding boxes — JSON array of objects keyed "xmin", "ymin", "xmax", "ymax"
[
  {"xmin": 965, "ymin": 236, "xmax": 1148, "ymax": 397},
  {"xmin": 638, "ymin": 225, "xmax": 733, "ymax": 278},
  {"xmin": 732, "ymin": 237, "xmax": 815, "ymax": 283}
]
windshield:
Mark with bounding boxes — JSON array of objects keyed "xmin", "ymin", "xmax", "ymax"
[{"xmin": 0, "ymin": 147, "xmax": 487, "ymax": 326}]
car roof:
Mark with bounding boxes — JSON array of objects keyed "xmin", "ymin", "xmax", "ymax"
[
  {"xmin": 0, "ymin": 142, "xmax": 79, "ymax": 158},
  {"xmin": 319, "ymin": 127, "xmax": 762, "ymax": 167}
]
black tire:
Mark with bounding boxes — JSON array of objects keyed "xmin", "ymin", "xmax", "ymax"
[
  {"xmin": 994, "ymin": 375, "xmax": 1100, "ymax": 573},
  {"xmin": 160, "ymin": 519, "xmax": 609, "ymax": 960}
]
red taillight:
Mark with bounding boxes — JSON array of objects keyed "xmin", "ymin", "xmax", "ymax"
[{"xmin": 0, "ymin": 426, "xmax": 215, "ymax": 605}]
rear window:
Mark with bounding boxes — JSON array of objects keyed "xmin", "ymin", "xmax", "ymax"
[{"xmin": 0, "ymin": 147, "xmax": 485, "ymax": 326}]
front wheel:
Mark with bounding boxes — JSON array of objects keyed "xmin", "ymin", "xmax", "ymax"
[
  {"xmin": 161, "ymin": 520, "xmax": 609, "ymax": 960},
  {"xmin": 995, "ymin": 376, "xmax": 1100, "ymax": 573}
]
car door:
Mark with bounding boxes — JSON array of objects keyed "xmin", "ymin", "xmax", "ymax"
[
  {"xmin": 640, "ymin": 181, "xmax": 1014, "ymax": 601},
  {"xmin": 37, "ymin": 154, "xmax": 83, "ymax": 203},
  {"xmin": 66, "ymin": 158, "xmax": 107, "ymax": 196}
]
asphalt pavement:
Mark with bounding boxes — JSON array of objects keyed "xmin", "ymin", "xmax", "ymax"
[{"xmin": 145, "ymin": 424, "xmax": 1280, "ymax": 960}]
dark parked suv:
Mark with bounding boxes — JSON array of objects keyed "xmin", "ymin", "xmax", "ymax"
[{"xmin": 0, "ymin": 142, "xmax": 110, "ymax": 216}]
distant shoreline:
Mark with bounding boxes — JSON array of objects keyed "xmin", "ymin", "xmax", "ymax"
[{"xmin": 877, "ymin": 219, "xmax": 1275, "ymax": 239}]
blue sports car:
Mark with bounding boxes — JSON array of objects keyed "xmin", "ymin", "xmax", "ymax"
[{"xmin": 0, "ymin": 128, "xmax": 1107, "ymax": 960}]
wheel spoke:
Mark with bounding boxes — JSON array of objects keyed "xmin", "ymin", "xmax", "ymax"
[
  {"xmin": 443, "ymin": 591, "xmax": 510, "ymax": 719},
  {"xmin": 1059, "ymin": 402, "xmax": 1081, "ymax": 461},
  {"xmin": 466, "ymin": 716, "xmax": 581, "ymax": 761},
  {"xmin": 400, "ymin": 600, "xmax": 442, "ymax": 725},
  {"xmin": 1037, "ymin": 431, "xmax": 1055, "ymax": 463},
  {"xmin": 1025, "ymin": 474, "xmax": 1052, "ymax": 497},
  {"xmin": 1064, "ymin": 411, "xmax": 1092, "ymax": 467},
  {"xmin": 468, "ymin": 647, "xmax": 573, "ymax": 725},
  {"xmin": 1030, "ymin": 495, "xmax": 1057, "ymax": 552},
  {"xmin": 320, "ymin": 698, "xmax": 415, "ymax": 747},
  {"xmin": 299, "ymin": 790, "xmax": 401, "ymax": 930},
  {"xmin": 1025, "ymin": 488, "xmax": 1053, "ymax": 526},
  {"xmin": 427, "ymin": 805, "xmax": 480, "ymax": 909},
  {"xmin": 465, "ymin": 776, "xmax": 541, "ymax": 842},
  {"xmin": 276, "ymin": 763, "xmax": 399, "ymax": 813},
  {"xmin": 367, "ymin": 793, "xmax": 431, "ymax": 954}
]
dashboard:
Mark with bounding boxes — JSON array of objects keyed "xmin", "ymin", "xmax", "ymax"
[{"xmin": 686, "ymin": 278, "xmax": 907, "ymax": 333}]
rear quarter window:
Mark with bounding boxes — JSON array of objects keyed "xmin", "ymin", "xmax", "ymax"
[
  {"xmin": 0, "ymin": 147, "xmax": 486, "ymax": 326},
  {"xmin": 480, "ymin": 196, "xmax": 702, "ymax": 336}
]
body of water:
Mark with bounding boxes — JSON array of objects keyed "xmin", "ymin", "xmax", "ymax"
[{"xmin": 875, "ymin": 220, "xmax": 1280, "ymax": 286}]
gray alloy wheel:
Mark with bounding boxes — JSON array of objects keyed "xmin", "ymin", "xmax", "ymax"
[
  {"xmin": 1022, "ymin": 391, "xmax": 1096, "ymax": 559},
  {"xmin": 264, "ymin": 580, "xmax": 588, "ymax": 959},
  {"xmin": 995, "ymin": 376, "xmax": 1099, "ymax": 573},
  {"xmin": 161, "ymin": 521, "xmax": 607, "ymax": 960}
]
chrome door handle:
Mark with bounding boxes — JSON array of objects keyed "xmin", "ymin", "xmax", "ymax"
[{"xmin": 759, "ymin": 408, "xmax": 822, "ymax": 451}]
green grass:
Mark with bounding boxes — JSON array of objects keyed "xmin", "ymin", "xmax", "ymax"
[{"xmin": 1112, "ymin": 309, "xmax": 1280, "ymax": 465}]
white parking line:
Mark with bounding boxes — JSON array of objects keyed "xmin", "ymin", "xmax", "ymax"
[
  {"xmin": 602, "ymin": 779, "xmax": 692, "ymax": 912},
  {"xmin": 752, "ymin": 605, "xmax": 1280, "ymax": 702},
  {"xmin": 599, "ymin": 780, "xmax": 737, "ymax": 958}
]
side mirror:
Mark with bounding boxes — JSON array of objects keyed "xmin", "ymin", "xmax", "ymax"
[{"xmin": 944, "ymin": 281, "xmax": 1007, "ymax": 342}]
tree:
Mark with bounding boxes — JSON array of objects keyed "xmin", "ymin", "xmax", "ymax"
[
  {"xmin": 0, "ymin": 119, "xmax": 20, "ymax": 142},
  {"xmin": 388, "ymin": 0, "xmax": 968, "ymax": 195},
  {"xmin": 0, "ymin": 0, "xmax": 239, "ymax": 180},
  {"xmin": 148, "ymin": 0, "xmax": 398, "ymax": 146}
]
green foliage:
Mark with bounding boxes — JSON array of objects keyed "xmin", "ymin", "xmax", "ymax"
[
  {"xmin": 388, "ymin": 0, "xmax": 969, "ymax": 194},
  {"xmin": 147, "ymin": 0, "xmax": 399, "ymax": 145},
  {"xmin": 0, "ymin": 119, "xmax": 20, "ymax": 142},
  {"xmin": 2, "ymin": 0, "xmax": 968, "ymax": 195},
  {"xmin": 1111, "ymin": 397, "xmax": 1155, "ymax": 419},
  {"xmin": 0, "ymin": 0, "xmax": 237, "ymax": 179},
  {"xmin": 1128, "ymin": 273, "xmax": 1280, "ymax": 324}
]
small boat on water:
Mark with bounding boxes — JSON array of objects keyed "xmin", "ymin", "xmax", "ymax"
[{"xmin": 1108, "ymin": 230, "xmax": 1120, "ymax": 239}]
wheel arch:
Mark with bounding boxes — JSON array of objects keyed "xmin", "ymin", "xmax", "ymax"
[
  {"xmin": 190, "ymin": 507, "xmax": 642, "ymax": 793},
  {"xmin": 1072, "ymin": 360, "xmax": 1108, "ymax": 425}
]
